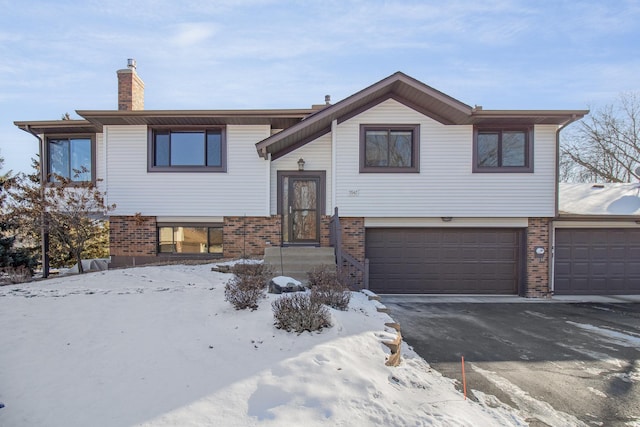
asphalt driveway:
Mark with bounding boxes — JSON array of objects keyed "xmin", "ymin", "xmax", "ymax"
[{"xmin": 382, "ymin": 297, "xmax": 640, "ymax": 426}]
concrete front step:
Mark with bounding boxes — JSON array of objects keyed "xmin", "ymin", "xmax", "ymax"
[{"xmin": 263, "ymin": 246, "xmax": 336, "ymax": 282}]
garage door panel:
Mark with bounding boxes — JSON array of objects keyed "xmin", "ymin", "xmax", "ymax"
[
  {"xmin": 554, "ymin": 262, "xmax": 570, "ymax": 275},
  {"xmin": 608, "ymin": 263, "xmax": 626, "ymax": 275},
  {"xmin": 573, "ymin": 247, "xmax": 590, "ymax": 260},
  {"xmin": 554, "ymin": 228, "xmax": 640, "ymax": 295},
  {"xmin": 366, "ymin": 228, "xmax": 521, "ymax": 294}
]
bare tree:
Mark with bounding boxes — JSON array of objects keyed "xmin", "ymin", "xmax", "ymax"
[
  {"xmin": 7, "ymin": 165, "xmax": 115, "ymax": 274},
  {"xmin": 561, "ymin": 92, "xmax": 640, "ymax": 183}
]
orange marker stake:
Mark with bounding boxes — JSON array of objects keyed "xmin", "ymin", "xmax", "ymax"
[{"xmin": 461, "ymin": 355, "xmax": 467, "ymax": 400}]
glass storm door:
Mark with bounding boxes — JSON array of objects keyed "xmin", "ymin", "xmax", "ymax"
[{"xmin": 282, "ymin": 176, "xmax": 320, "ymax": 244}]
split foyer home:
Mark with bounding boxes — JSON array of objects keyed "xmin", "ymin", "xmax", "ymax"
[{"xmin": 19, "ymin": 60, "xmax": 625, "ymax": 297}]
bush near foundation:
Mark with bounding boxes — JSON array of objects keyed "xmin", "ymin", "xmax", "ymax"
[
  {"xmin": 272, "ymin": 293, "xmax": 331, "ymax": 333},
  {"xmin": 224, "ymin": 262, "xmax": 271, "ymax": 310},
  {"xmin": 232, "ymin": 262, "xmax": 272, "ymax": 281},
  {"xmin": 307, "ymin": 265, "xmax": 351, "ymax": 311}
]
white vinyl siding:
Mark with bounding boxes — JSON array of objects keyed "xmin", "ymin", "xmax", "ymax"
[
  {"xmin": 335, "ymin": 99, "xmax": 557, "ymax": 217},
  {"xmin": 269, "ymin": 134, "xmax": 332, "ymax": 215},
  {"xmin": 106, "ymin": 125, "xmax": 270, "ymax": 216},
  {"xmin": 364, "ymin": 217, "xmax": 529, "ymax": 227}
]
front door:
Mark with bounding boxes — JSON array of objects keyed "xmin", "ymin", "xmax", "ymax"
[{"xmin": 279, "ymin": 172, "xmax": 324, "ymax": 244}]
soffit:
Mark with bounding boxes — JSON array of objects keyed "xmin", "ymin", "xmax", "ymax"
[
  {"xmin": 14, "ymin": 120, "xmax": 102, "ymax": 134},
  {"xmin": 76, "ymin": 109, "xmax": 313, "ymax": 130}
]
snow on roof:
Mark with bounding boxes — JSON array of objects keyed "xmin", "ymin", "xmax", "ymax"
[{"xmin": 559, "ymin": 182, "xmax": 640, "ymax": 216}]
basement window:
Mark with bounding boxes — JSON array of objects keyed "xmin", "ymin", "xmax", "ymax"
[{"xmin": 158, "ymin": 225, "xmax": 223, "ymax": 254}]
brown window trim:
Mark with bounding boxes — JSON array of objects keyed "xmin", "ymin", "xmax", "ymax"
[
  {"xmin": 359, "ymin": 124, "xmax": 420, "ymax": 173},
  {"xmin": 156, "ymin": 223, "xmax": 224, "ymax": 255},
  {"xmin": 43, "ymin": 133, "xmax": 96, "ymax": 184},
  {"xmin": 147, "ymin": 126, "xmax": 227, "ymax": 173},
  {"xmin": 473, "ymin": 126, "xmax": 534, "ymax": 173}
]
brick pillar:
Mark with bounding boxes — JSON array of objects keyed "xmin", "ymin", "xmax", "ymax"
[
  {"xmin": 526, "ymin": 217, "xmax": 551, "ymax": 297},
  {"xmin": 340, "ymin": 217, "xmax": 365, "ymax": 263},
  {"xmin": 320, "ymin": 215, "xmax": 331, "ymax": 247}
]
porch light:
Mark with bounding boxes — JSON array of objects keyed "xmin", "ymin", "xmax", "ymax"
[{"xmin": 297, "ymin": 158, "xmax": 305, "ymax": 171}]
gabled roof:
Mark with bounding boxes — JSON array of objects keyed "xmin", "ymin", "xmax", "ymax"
[
  {"xmin": 559, "ymin": 183, "xmax": 640, "ymax": 218},
  {"xmin": 255, "ymin": 71, "xmax": 589, "ymax": 159}
]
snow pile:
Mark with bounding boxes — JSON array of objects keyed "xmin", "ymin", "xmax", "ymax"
[
  {"xmin": 0, "ymin": 263, "xmax": 525, "ymax": 426},
  {"xmin": 560, "ymin": 182, "xmax": 640, "ymax": 216}
]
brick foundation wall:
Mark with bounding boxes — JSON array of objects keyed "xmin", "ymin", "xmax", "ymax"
[
  {"xmin": 526, "ymin": 217, "xmax": 551, "ymax": 297},
  {"xmin": 110, "ymin": 215, "xmax": 157, "ymax": 257},
  {"xmin": 109, "ymin": 214, "xmax": 336, "ymax": 267},
  {"xmin": 223, "ymin": 216, "xmax": 282, "ymax": 258}
]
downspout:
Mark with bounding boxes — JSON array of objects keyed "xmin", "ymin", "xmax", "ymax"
[
  {"xmin": 25, "ymin": 125, "xmax": 49, "ymax": 278},
  {"xmin": 103, "ymin": 127, "xmax": 109, "ymax": 210},
  {"xmin": 550, "ymin": 114, "xmax": 579, "ymax": 294}
]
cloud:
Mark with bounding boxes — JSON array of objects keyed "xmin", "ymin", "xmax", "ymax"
[{"xmin": 170, "ymin": 22, "xmax": 218, "ymax": 47}]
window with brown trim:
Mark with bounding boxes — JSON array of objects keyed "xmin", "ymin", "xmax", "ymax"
[
  {"xmin": 148, "ymin": 128, "xmax": 226, "ymax": 172},
  {"xmin": 46, "ymin": 135, "xmax": 95, "ymax": 182},
  {"xmin": 360, "ymin": 125, "xmax": 419, "ymax": 173},
  {"xmin": 473, "ymin": 128, "xmax": 533, "ymax": 173},
  {"xmin": 157, "ymin": 225, "xmax": 223, "ymax": 254}
]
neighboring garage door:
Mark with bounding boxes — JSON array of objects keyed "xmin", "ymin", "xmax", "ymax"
[
  {"xmin": 365, "ymin": 228, "xmax": 523, "ymax": 294},
  {"xmin": 554, "ymin": 228, "xmax": 640, "ymax": 295}
]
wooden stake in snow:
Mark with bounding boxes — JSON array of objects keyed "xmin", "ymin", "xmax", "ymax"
[{"xmin": 461, "ymin": 356, "xmax": 467, "ymax": 400}]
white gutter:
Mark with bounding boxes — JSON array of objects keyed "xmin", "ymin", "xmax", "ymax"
[
  {"xmin": 266, "ymin": 152, "xmax": 271, "ymax": 216},
  {"xmin": 331, "ymin": 119, "xmax": 337, "ymax": 214}
]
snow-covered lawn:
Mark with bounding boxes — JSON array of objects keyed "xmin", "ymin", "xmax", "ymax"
[{"xmin": 0, "ymin": 262, "xmax": 525, "ymax": 426}]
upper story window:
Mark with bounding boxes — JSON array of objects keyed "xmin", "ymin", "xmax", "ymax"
[
  {"xmin": 47, "ymin": 136, "xmax": 94, "ymax": 182},
  {"xmin": 474, "ymin": 128, "xmax": 533, "ymax": 173},
  {"xmin": 149, "ymin": 128, "xmax": 226, "ymax": 172},
  {"xmin": 360, "ymin": 124, "xmax": 420, "ymax": 173}
]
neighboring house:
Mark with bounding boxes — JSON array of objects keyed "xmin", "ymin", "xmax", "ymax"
[
  {"xmin": 15, "ymin": 61, "xmax": 589, "ymax": 297},
  {"xmin": 554, "ymin": 183, "xmax": 640, "ymax": 295}
]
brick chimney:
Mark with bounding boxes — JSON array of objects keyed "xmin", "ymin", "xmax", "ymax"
[{"xmin": 117, "ymin": 59, "xmax": 144, "ymax": 110}]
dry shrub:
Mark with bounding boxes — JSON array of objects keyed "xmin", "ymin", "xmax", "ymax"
[
  {"xmin": 307, "ymin": 265, "xmax": 351, "ymax": 311},
  {"xmin": 224, "ymin": 273, "xmax": 266, "ymax": 310},
  {"xmin": 0, "ymin": 266, "xmax": 32, "ymax": 285},
  {"xmin": 272, "ymin": 293, "xmax": 331, "ymax": 333},
  {"xmin": 232, "ymin": 262, "xmax": 272, "ymax": 280}
]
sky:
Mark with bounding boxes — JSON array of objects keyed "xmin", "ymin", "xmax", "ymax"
[{"xmin": 1, "ymin": 0, "xmax": 639, "ymax": 174}]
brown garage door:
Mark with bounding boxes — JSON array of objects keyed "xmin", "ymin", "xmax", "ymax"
[
  {"xmin": 365, "ymin": 228, "xmax": 523, "ymax": 294},
  {"xmin": 554, "ymin": 228, "xmax": 640, "ymax": 295}
]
